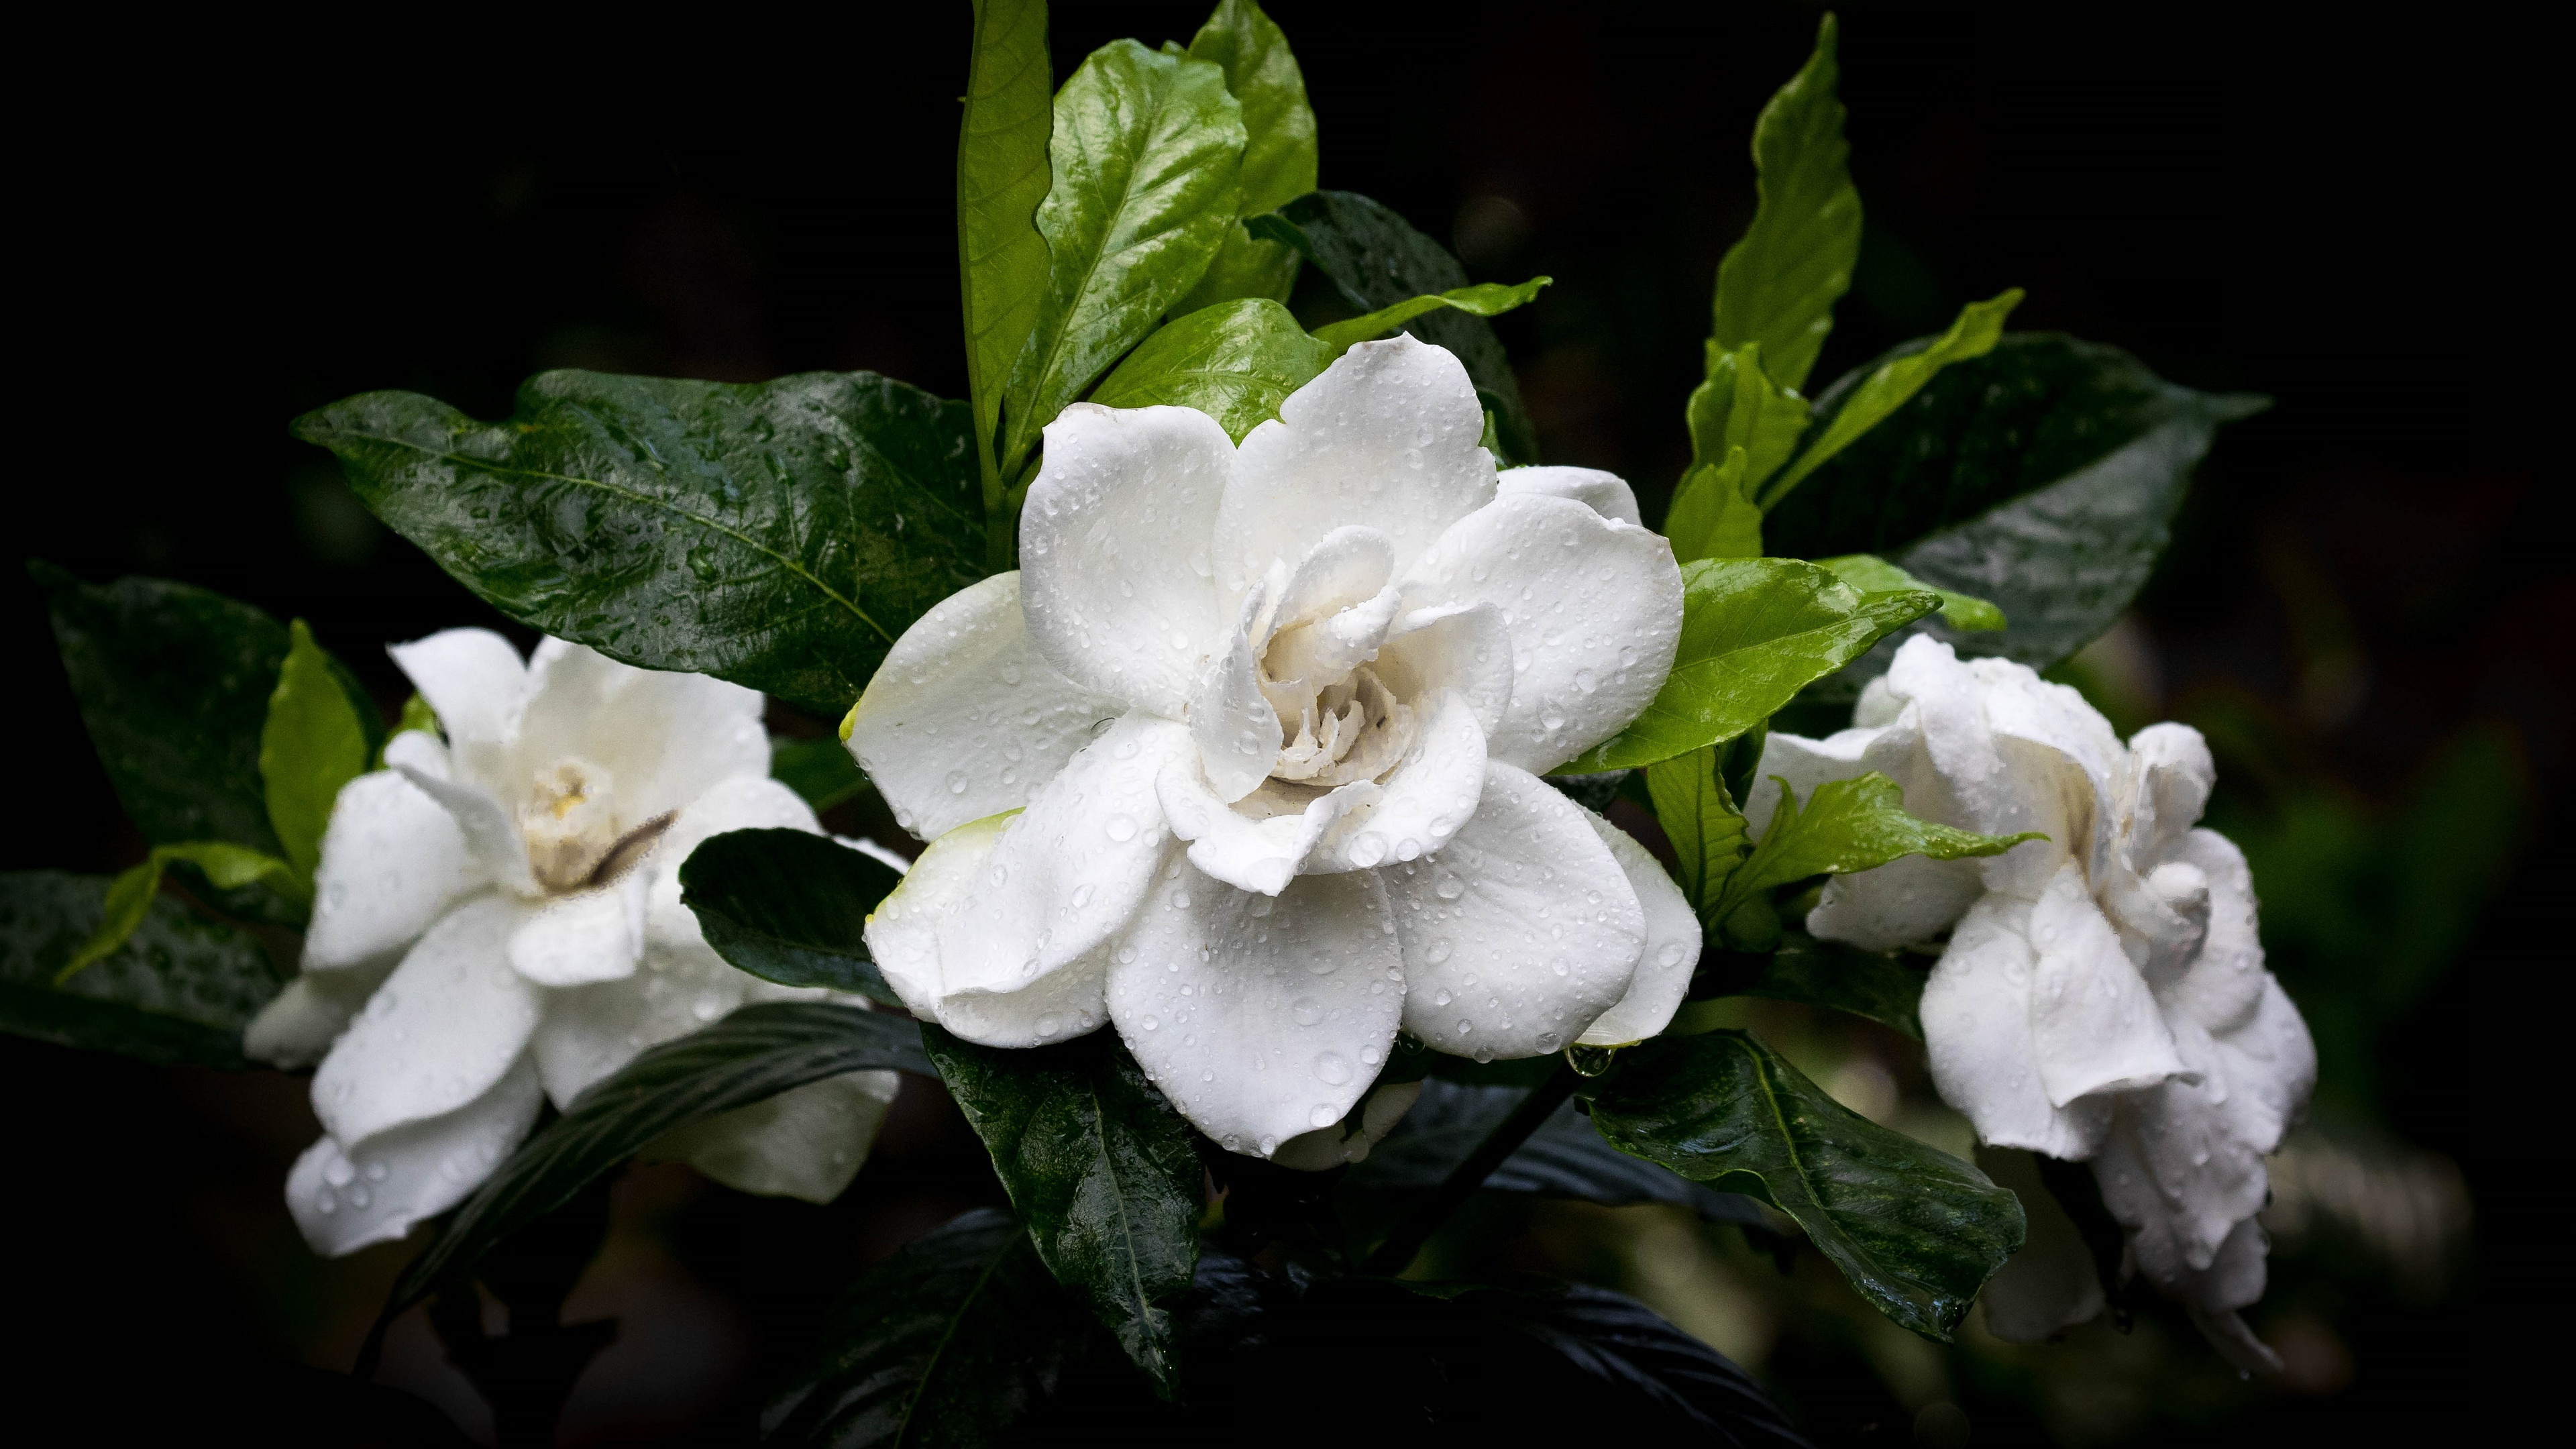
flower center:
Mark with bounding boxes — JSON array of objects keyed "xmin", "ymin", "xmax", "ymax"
[
  {"xmin": 516, "ymin": 757, "xmax": 674, "ymax": 894},
  {"xmin": 1254, "ymin": 631, "xmax": 1417, "ymax": 789}
]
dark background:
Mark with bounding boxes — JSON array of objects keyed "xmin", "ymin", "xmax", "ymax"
[{"xmin": 9, "ymin": 1, "xmax": 2555, "ymax": 1442}]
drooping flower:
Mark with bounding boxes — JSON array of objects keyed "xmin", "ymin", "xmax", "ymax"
[
  {"xmin": 246, "ymin": 632, "xmax": 898, "ymax": 1256},
  {"xmin": 1751, "ymin": 635, "xmax": 2315, "ymax": 1368},
  {"xmin": 853, "ymin": 337, "xmax": 1699, "ymax": 1159}
]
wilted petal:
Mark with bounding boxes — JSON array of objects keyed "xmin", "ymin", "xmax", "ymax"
[
  {"xmin": 1495, "ymin": 465, "xmax": 1642, "ymax": 526},
  {"xmin": 387, "ymin": 628, "xmax": 527, "ymax": 748},
  {"xmin": 847, "ymin": 572, "xmax": 1125, "ymax": 841},
  {"xmin": 1381, "ymin": 761, "xmax": 1644, "ymax": 1059},
  {"xmin": 1217, "ymin": 335, "xmax": 1496, "ymax": 604},
  {"xmin": 1396, "ymin": 493, "xmax": 1682, "ymax": 773},
  {"xmin": 648, "ymin": 1069, "xmax": 900, "ymax": 1203},
  {"xmin": 286, "ymin": 1055, "xmax": 542, "ymax": 1257},
  {"xmin": 1020, "ymin": 403, "xmax": 1236, "ymax": 716},
  {"xmin": 1107, "ymin": 863, "xmax": 1404, "ymax": 1157},
  {"xmin": 311, "ymin": 894, "xmax": 542, "ymax": 1146},
  {"xmin": 1920, "ymin": 892, "xmax": 2111, "ymax": 1160},
  {"xmin": 1574, "ymin": 810, "xmax": 1699, "ymax": 1046},
  {"xmin": 303, "ymin": 769, "xmax": 482, "ymax": 971}
]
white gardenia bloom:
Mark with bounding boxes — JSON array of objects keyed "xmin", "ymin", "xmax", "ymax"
[
  {"xmin": 1750, "ymin": 636, "xmax": 2316, "ymax": 1368},
  {"xmin": 853, "ymin": 336, "xmax": 1698, "ymax": 1160},
  {"xmin": 245, "ymin": 632, "xmax": 899, "ymax": 1256}
]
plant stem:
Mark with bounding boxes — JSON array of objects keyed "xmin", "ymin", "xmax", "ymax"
[{"xmin": 1363, "ymin": 1061, "xmax": 1582, "ymax": 1277}]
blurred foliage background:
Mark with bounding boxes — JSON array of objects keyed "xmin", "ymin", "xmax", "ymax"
[{"xmin": 8, "ymin": 1, "xmax": 2554, "ymax": 1442}]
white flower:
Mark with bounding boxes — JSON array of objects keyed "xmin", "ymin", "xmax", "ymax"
[
  {"xmin": 246, "ymin": 632, "xmax": 898, "ymax": 1256},
  {"xmin": 1753, "ymin": 636, "xmax": 2315, "ymax": 1364},
  {"xmin": 853, "ymin": 337, "xmax": 1698, "ymax": 1159}
]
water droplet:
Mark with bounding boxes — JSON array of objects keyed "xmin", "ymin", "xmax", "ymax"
[
  {"xmin": 1292, "ymin": 998, "xmax": 1323, "ymax": 1026},
  {"xmin": 1314, "ymin": 1051, "xmax": 1352, "ymax": 1084},
  {"xmin": 1036, "ymin": 1015, "xmax": 1062, "ymax": 1037},
  {"xmin": 1657, "ymin": 941, "xmax": 1687, "ymax": 967},
  {"xmin": 1106, "ymin": 814, "xmax": 1138, "ymax": 842},
  {"xmin": 945, "ymin": 770, "xmax": 967, "ymax": 795},
  {"xmin": 1426, "ymin": 939, "xmax": 1453, "ymax": 965},
  {"xmin": 1311, "ymin": 1104, "xmax": 1341, "ymax": 1128},
  {"xmin": 1434, "ymin": 875, "xmax": 1464, "ymax": 901},
  {"xmin": 1573, "ymin": 669, "xmax": 1597, "ymax": 694}
]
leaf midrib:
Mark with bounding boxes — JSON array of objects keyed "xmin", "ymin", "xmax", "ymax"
[{"xmin": 894, "ymin": 1232, "xmax": 1018, "ymax": 1448}]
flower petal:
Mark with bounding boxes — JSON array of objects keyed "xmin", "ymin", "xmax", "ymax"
[
  {"xmin": 1159, "ymin": 757, "xmax": 1370, "ymax": 896},
  {"xmin": 1381, "ymin": 761, "xmax": 1645, "ymax": 1059},
  {"xmin": 311, "ymin": 894, "xmax": 541, "ymax": 1146},
  {"xmin": 1107, "ymin": 863, "xmax": 1405, "ymax": 1157},
  {"xmin": 1272, "ymin": 1078, "xmax": 1425, "ymax": 1171},
  {"xmin": 1919, "ymin": 892, "xmax": 2111, "ymax": 1159},
  {"xmin": 1020, "ymin": 402, "xmax": 1236, "ymax": 716},
  {"xmin": 394, "ymin": 765, "xmax": 542, "ymax": 898},
  {"xmin": 847, "ymin": 572, "xmax": 1126, "ymax": 841},
  {"xmin": 647, "ymin": 1069, "xmax": 900, "ymax": 1203},
  {"xmin": 1189, "ymin": 585, "xmax": 1283, "ymax": 803},
  {"xmin": 244, "ymin": 961, "xmax": 395, "ymax": 1069},
  {"xmin": 864, "ymin": 812, "xmax": 1012, "ymax": 1020},
  {"xmin": 2123, "ymin": 722, "xmax": 2216, "ymax": 859},
  {"xmin": 303, "ymin": 769, "xmax": 482, "ymax": 971},
  {"xmin": 506, "ymin": 876, "xmax": 645, "ymax": 987},
  {"xmin": 515, "ymin": 642, "xmax": 769, "ymax": 820},
  {"xmin": 641, "ymin": 775, "xmax": 824, "ymax": 972},
  {"xmin": 1573, "ymin": 810, "xmax": 1699, "ymax": 1046},
  {"xmin": 1373, "ymin": 602, "xmax": 1514, "ymax": 741},
  {"xmin": 1216, "ymin": 335, "xmax": 1497, "ymax": 607},
  {"xmin": 1495, "ymin": 465, "xmax": 1642, "ymax": 526},
  {"xmin": 286, "ymin": 1055, "xmax": 543, "ymax": 1257},
  {"xmin": 1262, "ymin": 525, "xmax": 1397, "ymax": 639},
  {"xmin": 1308, "ymin": 690, "xmax": 1489, "ymax": 872},
  {"xmin": 387, "ymin": 628, "xmax": 527, "ymax": 748},
  {"xmin": 2026, "ymin": 863, "xmax": 2184, "ymax": 1108},
  {"xmin": 1396, "ymin": 493, "xmax": 1682, "ymax": 773}
]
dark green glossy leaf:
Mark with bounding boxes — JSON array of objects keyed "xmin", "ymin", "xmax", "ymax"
[
  {"xmin": 0, "ymin": 869, "xmax": 280, "ymax": 1069},
  {"xmin": 680, "ymin": 828, "xmax": 904, "ymax": 1003},
  {"xmin": 262, "ymin": 620, "xmax": 375, "ymax": 883},
  {"xmin": 997, "ymin": 40, "xmax": 1245, "ymax": 482},
  {"xmin": 1642, "ymin": 744, "xmax": 1751, "ymax": 923},
  {"xmin": 1310, "ymin": 276, "xmax": 1551, "ymax": 351},
  {"xmin": 295, "ymin": 370, "xmax": 983, "ymax": 721},
  {"xmin": 1274, "ymin": 191, "xmax": 1539, "ymax": 463},
  {"xmin": 1816, "ymin": 555, "xmax": 2002, "ymax": 631},
  {"xmin": 1759, "ymin": 290, "xmax": 2023, "ymax": 509},
  {"xmin": 1718, "ymin": 772, "xmax": 2032, "ymax": 920},
  {"xmin": 393, "ymin": 1003, "xmax": 932, "ymax": 1311},
  {"xmin": 1768, "ymin": 333, "xmax": 2269, "ymax": 684},
  {"xmin": 34, "ymin": 563, "xmax": 286, "ymax": 854},
  {"xmin": 1587, "ymin": 1029, "xmax": 2024, "ymax": 1339},
  {"xmin": 771, "ymin": 737, "xmax": 871, "ymax": 814},
  {"xmin": 1697, "ymin": 934, "xmax": 1929, "ymax": 1039},
  {"xmin": 1711, "ymin": 14, "xmax": 1859, "ymax": 394},
  {"xmin": 1087, "ymin": 298, "xmax": 1331, "ymax": 441},
  {"xmin": 1561, "ymin": 559, "xmax": 1937, "ymax": 772},
  {"xmin": 1170, "ymin": 0, "xmax": 1316, "ymax": 311},
  {"xmin": 959, "ymin": 0, "xmax": 1057, "ymax": 566},
  {"xmin": 764, "ymin": 1207, "xmax": 1095, "ymax": 1448},
  {"xmin": 922, "ymin": 1026, "xmax": 1203, "ymax": 1394}
]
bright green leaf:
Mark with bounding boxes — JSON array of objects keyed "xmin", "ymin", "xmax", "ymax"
[
  {"xmin": 1088, "ymin": 297, "xmax": 1332, "ymax": 440},
  {"xmin": 1688, "ymin": 343, "xmax": 1809, "ymax": 489},
  {"xmin": 1273, "ymin": 191, "xmax": 1539, "ymax": 464},
  {"xmin": 1710, "ymin": 14, "xmax": 1860, "ymax": 393},
  {"xmin": 922, "ymin": 1026, "xmax": 1203, "ymax": 1395},
  {"xmin": 377, "ymin": 693, "xmax": 441, "ymax": 768},
  {"xmin": 1642, "ymin": 745, "xmax": 1751, "ymax": 923},
  {"xmin": 392, "ymin": 1002, "xmax": 933, "ymax": 1312},
  {"xmin": 1717, "ymin": 772, "xmax": 2033, "ymax": 922},
  {"xmin": 57, "ymin": 842, "xmax": 303, "ymax": 983},
  {"xmin": 1664, "ymin": 448, "xmax": 1762, "ymax": 564},
  {"xmin": 1, "ymin": 869, "xmax": 282, "ymax": 1069},
  {"xmin": 679, "ymin": 828, "xmax": 904, "ymax": 1004},
  {"xmin": 1758, "ymin": 288, "xmax": 2023, "ymax": 508},
  {"xmin": 294, "ymin": 370, "xmax": 984, "ymax": 722},
  {"xmin": 1817, "ymin": 555, "xmax": 2004, "ymax": 631},
  {"xmin": 1768, "ymin": 333, "xmax": 2269, "ymax": 684},
  {"xmin": 997, "ymin": 40, "xmax": 1246, "ymax": 487},
  {"xmin": 1169, "ymin": 0, "xmax": 1317, "ymax": 312},
  {"xmin": 260, "ymin": 620, "xmax": 375, "ymax": 883},
  {"xmin": 959, "ymin": 0, "xmax": 1056, "ymax": 564},
  {"xmin": 770, "ymin": 737, "xmax": 871, "ymax": 814},
  {"xmin": 1309, "ymin": 276, "xmax": 1551, "ymax": 352},
  {"xmin": 1587, "ymin": 1028, "xmax": 2025, "ymax": 1339},
  {"xmin": 1560, "ymin": 559, "xmax": 1937, "ymax": 772}
]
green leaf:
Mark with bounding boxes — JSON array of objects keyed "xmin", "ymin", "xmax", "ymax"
[
  {"xmin": 771, "ymin": 737, "xmax": 871, "ymax": 813},
  {"xmin": 996, "ymin": 40, "xmax": 1246, "ymax": 486},
  {"xmin": 1587, "ymin": 1029, "xmax": 2025, "ymax": 1339},
  {"xmin": 1309, "ymin": 276, "xmax": 1552, "ymax": 352},
  {"xmin": 678, "ymin": 828, "xmax": 904, "ymax": 1003},
  {"xmin": 0, "ymin": 869, "xmax": 280, "ymax": 1069},
  {"xmin": 260, "ymin": 620, "xmax": 376, "ymax": 883},
  {"xmin": 1758, "ymin": 289, "xmax": 2023, "ymax": 509},
  {"xmin": 1087, "ymin": 297, "xmax": 1332, "ymax": 441},
  {"xmin": 764, "ymin": 1208, "xmax": 1099, "ymax": 1448},
  {"xmin": 1169, "ymin": 0, "xmax": 1318, "ymax": 313},
  {"xmin": 1561, "ymin": 559, "xmax": 1937, "ymax": 772},
  {"xmin": 1274, "ymin": 191, "xmax": 1540, "ymax": 463},
  {"xmin": 1664, "ymin": 448, "xmax": 1764, "ymax": 565},
  {"xmin": 1687, "ymin": 343, "xmax": 1810, "ymax": 486},
  {"xmin": 1710, "ymin": 14, "xmax": 1860, "ymax": 394},
  {"xmin": 1767, "ymin": 333, "xmax": 2270, "ymax": 683},
  {"xmin": 295, "ymin": 370, "xmax": 984, "ymax": 722},
  {"xmin": 1717, "ymin": 772, "xmax": 2033, "ymax": 921},
  {"xmin": 922, "ymin": 1026, "xmax": 1204, "ymax": 1395},
  {"xmin": 959, "ymin": 0, "xmax": 1055, "ymax": 566},
  {"xmin": 34, "ymin": 563, "xmax": 288, "ymax": 855},
  {"xmin": 1642, "ymin": 745, "xmax": 1751, "ymax": 923},
  {"xmin": 392, "ymin": 1002, "xmax": 932, "ymax": 1311},
  {"xmin": 59, "ymin": 842, "xmax": 303, "ymax": 984},
  {"xmin": 1693, "ymin": 933, "xmax": 1929, "ymax": 1039},
  {"xmin": 1816, "ymin": 555, "xmax": 2003, "ymax": 631}
]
